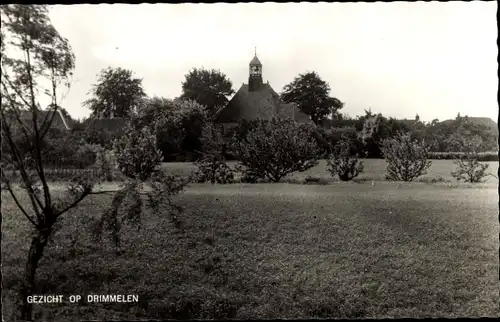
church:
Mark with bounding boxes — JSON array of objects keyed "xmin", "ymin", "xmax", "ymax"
[{"xmin": 215, "ymin": 52, "xmax": 311, "ymax": 131}]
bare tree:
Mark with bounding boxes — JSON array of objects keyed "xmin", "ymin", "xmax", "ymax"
[{"xmin": 0, "ymin": 5, "xmax": 104, "ymax": 320}]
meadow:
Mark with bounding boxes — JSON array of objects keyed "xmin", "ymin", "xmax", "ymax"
[{"xmin": 1, "ymin": 159, "xmax": 499, "ymax": 320}]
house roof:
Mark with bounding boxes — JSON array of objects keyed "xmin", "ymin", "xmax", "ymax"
[
  {"xmin": 16, "ymin": 109, "xmax": 73, "ymax": 131},
  {"xmin": 216, "ymin": 83, "xmax": 311, "ymax": 123}
]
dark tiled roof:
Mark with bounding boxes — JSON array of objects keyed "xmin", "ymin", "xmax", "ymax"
[
  {"xmin": 249, "ymin": 55, "xmax": 262, "ymax": 66},
  {"xmin": 216, "ymin": 83, "xmax": 311, "ymax": 123},
  {"xmin": 85, "ymin": 117, "xmax": 127, "ymax": 136}
]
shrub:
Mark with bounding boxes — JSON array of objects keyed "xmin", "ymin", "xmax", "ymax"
[
  {"xmin": 195, "ymin": 162, "xmax": 234, "ymax": 184},
  {"xmin": 326, "ymin": 135, "xmax": 364, "ymax": 181},
  {"xmin": 381, "ymin": 132, "xmax": 432, "ymax": 182},
  {"xmin": 234, "ymin": 164, "xmax": 267, "ymax": 183},
  {"xmin": 113, "ymin": 124, "xmax": 163, "ymax": 181},
  {"xmin": 451, "ymin": 157, "xmax": 493, "ymax": 183},
  {"xmin": 232, "ymin": 116, "xmax": 320, "ymax": 182},
  {"xmin": 427, "ymin": 151, "xmax": 497, "ymax": 161},
  {"xmin": 447, "ymin": 133, "xmax": 496, "ymax": 183},
  {"xmin": 194, "ymin": 124, "xmax": 234, "ymax": 184}
]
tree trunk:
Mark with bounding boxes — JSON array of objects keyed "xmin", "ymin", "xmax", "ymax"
[{"xmin": 20, "ymin": 228, "xmax": 51, "ymax": 321}]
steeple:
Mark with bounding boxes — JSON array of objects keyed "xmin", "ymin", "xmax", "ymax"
[{"xmin": 248, "ymin": 49, "xmax": 263, "ymax": 91}]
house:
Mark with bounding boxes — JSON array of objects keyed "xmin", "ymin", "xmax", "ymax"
[
  {"xmin": 13, "ymin": 108, "xmax": 73, "ymax": 132},
  {"xmin": 215, "ymin": 53, "xmax": 312, "ymax": 133}
]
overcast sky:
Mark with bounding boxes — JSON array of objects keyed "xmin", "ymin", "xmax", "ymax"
[{"xmin": 48, "ymin": 2, "xmax": 498, "ymax": 122}]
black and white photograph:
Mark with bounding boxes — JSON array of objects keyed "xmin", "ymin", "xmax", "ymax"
[{"xmin": 1, "ymin": 2, "xmax": 498, "ymax": 321}]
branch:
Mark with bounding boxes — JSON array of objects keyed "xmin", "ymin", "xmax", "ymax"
[
  {"xmin": 0, "ymin": 107, "xmax": 45, "ymax": 219},
  {"xmin": 1, "ymin": 171, "xmax": 40, "ymax": 228},
  {"xmin": 25, "ymin": 43, "xmax": 52, "ymax": 209},
  {"xmin": 1, "ymin": 79, "xmax": 34, "ymax": 142},
  {"xmin": 54, "ymin": 186, "xmax": 92, "ymax": 218}
]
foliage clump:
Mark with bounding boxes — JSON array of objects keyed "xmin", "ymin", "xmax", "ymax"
[
  {"xmin": 94, "ymin": 119, "xmax": 188, "ymax": 251},
  {"xmin": 326, "ymin": 135, "xmax": 364, "ymax": 181},
  {"xmin": 113, "ymin": 124, "xmax": 163, "ymax": 181},
  {"xmin": 194, "ymin": 124, "xmax": 234, "ymax": 184},
  {"xmin": 381, "ymin": 132, "xmax": 431, "ymax": 182},
  {"xmin": 232, "ymin": 116, "xmax": 320, "ymax": 182},
  {"xmin": 449, "ymin": 135, "xmax": 494, "ymax": 183}
]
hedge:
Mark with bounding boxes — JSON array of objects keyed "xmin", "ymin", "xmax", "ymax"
[{"xmin": 428, "ymin": 151, "xmax": 498, "ymax": 161}]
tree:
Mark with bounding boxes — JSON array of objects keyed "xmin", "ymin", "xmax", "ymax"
[
  {"xmin": 232, "ymin": 116, "xmax": 320, "ymax": 182},
  {"xmin": 358, "ymin": 112, "xmax": 411, "ymax": 158},
  {"xmin": 84, "ymin": 67, "xmax": 146, "ymax": 118},
  {"xmin": 280, "ymin": 71, "xmax": 344, "ymax": 125},
  {"xmin": 179, "ymin": 68, "xmax": 235, "ymax": 119},
  {"xmin": 153, "ymin": 99, "xmax": 208, "ymax": 162},
  {"xmin": 380, "ymin": 132, "xmax": 432, "ymax": 182},
  {"xmin": 0, "ymin": 5, "xmax": 105, "ymax": 320}
]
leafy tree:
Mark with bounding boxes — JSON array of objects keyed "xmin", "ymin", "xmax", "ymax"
[
  {"xmin": 380, "ymin": 132, "xmax": 432, "ymax": 182},
  {"xmin": 232, "ymin": 116, "xmax": 320, "ymax": 182},
  {"xmin": 179, "ymin": 68, "xmax": 235, "ymax": 119},
  {"xmin": 154, "ymin": 99, "xmax": 208, "ymax": 162},
  {"xmin": 280, "ymin": 71, "xmax": 344, "ymax": 125},
  {"xmin": 423, "ymin": 115, "xmax": 497, "ymax": 153},
  {"xmin": 84, "ymin": 67, "xmax": 146, "ymax": 118},
  {"xmin": 0, "ymin": 5, "xmax": 107, "ymax": 320},
  {"xmin": 133, "ymin": 96, "xmax": 174, "ymax": 129},
  {"xmin": 326, "ymin": 135, "xmax": 364, "ymax": 181},
  {"xmin": 358, "ymin": 112, "xmax": 411, "ymax": 158}
]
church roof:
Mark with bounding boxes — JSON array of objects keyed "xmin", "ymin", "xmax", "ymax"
[
  {"xmin": 216, "ymin": 83, "xmax": 311, "ymax": 123},
  {"xmin": 249, "ymin": 55, "xmax": 262, "ymax": 66}
]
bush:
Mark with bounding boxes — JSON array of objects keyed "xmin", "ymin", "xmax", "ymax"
[
  {"xmin": 195, "ymin": 162, "xmax": 234, "ymax": 184},
  {"xmin": 194, "ymin": 124, "xmax": 234, "ymax": 184},
  {"xmin": 428, "ymin": 151, "xmax": 498, "ymax": 162},
  {"xmin": 314, "ymin": 126, "xmax": 361, "ymax": 158},
  {"xmin": 232, "ymin": 116, "xmax": 320, "ymax": 182},
  {"xmin": 381, "ymin": 132, "xmax": 432, "ymax": 182},
  {"xmin": 234, "ymin": 164, "xmax": 267, "ymax": 183},
  {"xmin": 113, "ymin": 124, "xmax": 163, "ymax": 181},
  {"xmin": 326, "ymin": 135, "xmax": 364, "ymax": 181},
  {"xmin": 451, "ymin": 157, "xmax": 493, "ymax": 183}
]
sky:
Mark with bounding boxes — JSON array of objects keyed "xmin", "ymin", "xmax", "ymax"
[{"xmin": 46, "ymin": 2, "xmax": 498, "ymax": 122}]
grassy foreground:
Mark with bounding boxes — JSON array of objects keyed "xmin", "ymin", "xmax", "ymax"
[{"xmin": 2, "ymin": 180, "xmax": 499, "ymax": 320}]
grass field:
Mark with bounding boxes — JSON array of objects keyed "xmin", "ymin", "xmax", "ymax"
[{"xmin": 1, "ymin": 160, "xmax": 499, "ymax": 320}]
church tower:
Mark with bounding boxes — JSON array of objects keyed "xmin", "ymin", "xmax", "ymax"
[{"xmin": 248, "ymin": 50, "xmax": 263, "ymax": 91}]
